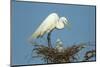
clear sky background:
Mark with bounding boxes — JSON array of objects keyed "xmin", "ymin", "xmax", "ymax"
[{"xmin": 12, "ymin": 0, "xmax": 96, "ymax": 66}]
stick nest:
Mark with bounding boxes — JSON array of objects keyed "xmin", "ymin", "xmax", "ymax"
[{"xmin": 31, "ymin": 43, "xmax": 95, "ymax": 64}]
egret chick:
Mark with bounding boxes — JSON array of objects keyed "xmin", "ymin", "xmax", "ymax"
[{"xmin": 55, "ymin": 38, "xmax": 64, "ymax": 53}]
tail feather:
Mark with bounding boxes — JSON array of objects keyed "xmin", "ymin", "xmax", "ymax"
[
  {"xmin": 28, "ymin": 32, "xmax": 38, "ymax": 44},
  {"xmin": 29, "ymin": 28, "xmax": 46, "ymax": 43},
  {"xmin": 32, "ymin": 33, "xmax": 37, "ymax": 39},
  {"xmin": 31, "ymin": 30, "xmax": 42, "ymax": 39}
]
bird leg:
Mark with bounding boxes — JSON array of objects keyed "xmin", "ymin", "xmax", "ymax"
[{"xmin": 47, "ymin": 30, "xmax": 52, "ymax": 48}]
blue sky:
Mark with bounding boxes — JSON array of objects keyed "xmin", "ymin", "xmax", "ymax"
[{"xmin": 12, "ymin": 1, "xmax": 96, "ymax": 65}]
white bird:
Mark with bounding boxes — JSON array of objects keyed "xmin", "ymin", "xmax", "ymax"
[
  {"xmin": 31, "ymin": 13, "xmax": 70, "ymax": 39},
  {"xmin": 55, "ymin": 38, "xmax": 64, "ymax": 53}
]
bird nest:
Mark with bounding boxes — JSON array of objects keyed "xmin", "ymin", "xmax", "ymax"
[{"xmin": 31, "ymin": 43, "xmax": 95, "ymax": 64}]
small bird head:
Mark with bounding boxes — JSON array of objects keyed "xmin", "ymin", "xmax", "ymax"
[
  {"xmin": 60, "ymin": 17, "xmax": 71, "ymax": 30},
  {"xmin": 56, "ymin": 38, "xmax": 63, "ymax": 47}
]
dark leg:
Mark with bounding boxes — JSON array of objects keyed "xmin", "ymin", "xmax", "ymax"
[{"xmin": 47, "ymin": 31, "xmax": 52, "ymax": 48}]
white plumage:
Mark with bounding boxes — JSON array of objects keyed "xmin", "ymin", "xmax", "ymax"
[
  {"xmin": 55, "ymin": 38, "xmax": 64, "ymax": 53},
  {"xmin": 31, "ymin": 13, "xmax": 69, "ymax": 39}
]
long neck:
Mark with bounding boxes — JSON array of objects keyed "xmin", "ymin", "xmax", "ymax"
[{"xmin": 56, "ymin": 19, "xmax": 64, "ymax": 29}]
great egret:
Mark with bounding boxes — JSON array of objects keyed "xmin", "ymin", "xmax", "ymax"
[
  {"xmin": 30, "ymin": 13, "xmax": 70, "ymax": 48},
  {"xmin": 55, "ymin": 38, "xmax": 64, "ymax": 53}
]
